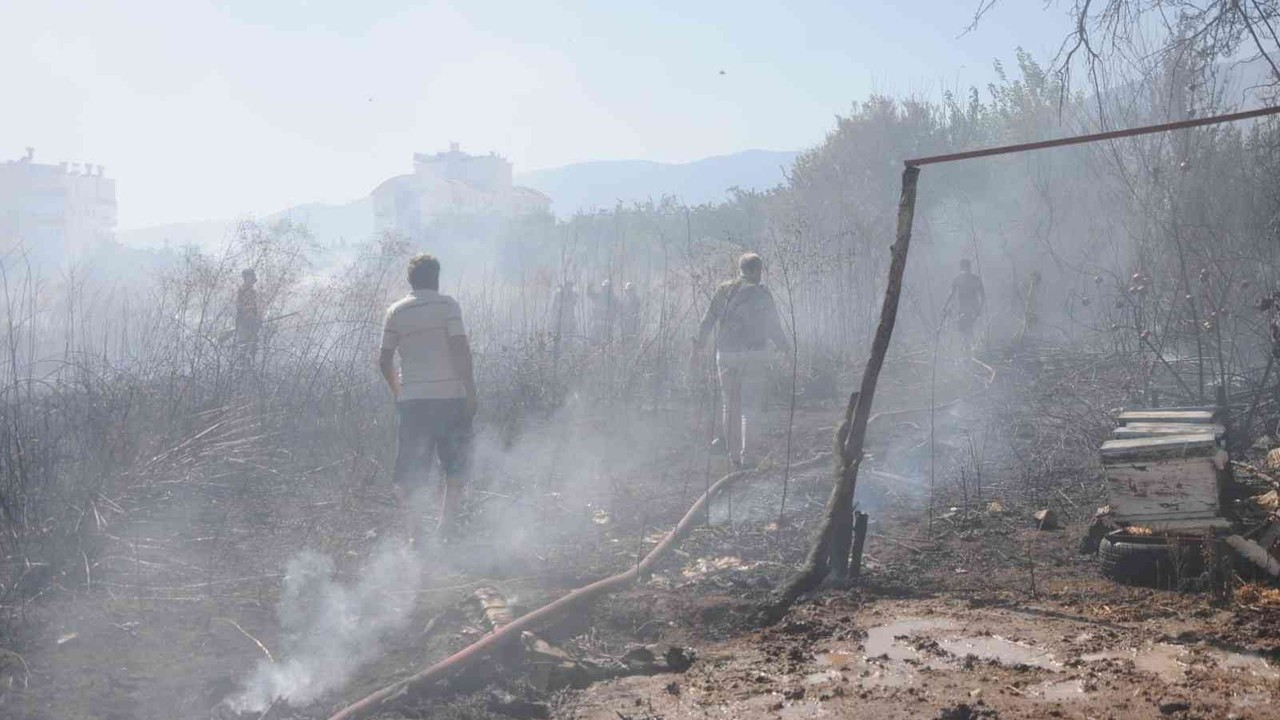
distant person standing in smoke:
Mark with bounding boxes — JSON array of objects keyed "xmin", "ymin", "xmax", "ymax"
[
  {"xmin": 379, "ymin": 254, "xmax": 478, "ymax": 541},
  {"xmin": 694, "ymin": 252, "xmax": 790, "ymax": 468},
  {"xmin": 944, "ymin": 259, "xmax": 985, "ymax": 352},
  {"xmin": 235, "ymin": 268, "xmax": 262, "ymax": 355},
  {"xmin": 587, "ymin": 279, "xmax": 616, "ymax": 345},
  {"xmin": 1018, "ymin": 269, "xmax": 1042, "ymax": 345},
  {"xmin": 620, "ymin": 281, "xmax": 642, "ymax": 340},
  {"xmin": 549, "ymin": 280, "xmax": 579, "ymax": 353}
]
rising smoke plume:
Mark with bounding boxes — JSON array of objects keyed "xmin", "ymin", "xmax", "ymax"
[{"xmin": 229, "ymin": 544, "xmax": 419, "ymax": 712}]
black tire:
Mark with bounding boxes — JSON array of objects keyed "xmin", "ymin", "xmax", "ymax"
[{"xmin": 1099, "ymin": 533, "xmax": 1205, "ymax": 588}]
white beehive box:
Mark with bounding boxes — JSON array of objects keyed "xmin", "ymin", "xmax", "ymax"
[
  {"xmin": 1114, "ymin": 408, "xmax": 1218, "ymax": 426},
  {"xmin": 1100, "ymin": 433, "xmax": 1226, "ymax": 527},
  {"xmin": 1112, "ymin": 422, "xmax": 1225, "ymax": 440}
]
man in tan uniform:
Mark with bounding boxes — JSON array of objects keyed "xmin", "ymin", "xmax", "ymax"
[
  {"xmin": 694, "ymin": 253, "xmax": 790, "ymax": 467},
  {"xmin": 379, "ymin": 254, "xmax": 478, "ymax": 540}
]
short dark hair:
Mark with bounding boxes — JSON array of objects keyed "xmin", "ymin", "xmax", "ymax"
[
  {"xmin": 408, "ymin": 254, "xmax": 441, "ymax": 290},
  {"xmin": 739, "ymin": 252, "xmax": 763, "ymax": 278}
]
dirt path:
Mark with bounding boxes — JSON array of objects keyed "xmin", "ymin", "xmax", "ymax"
[{"xmin": 569, "ymin": 593, "xmax": 1277, "ymax": 720}]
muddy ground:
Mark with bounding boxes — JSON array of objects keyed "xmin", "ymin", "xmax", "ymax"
[{"xmin": 3, "ymin": 345, "xmax": 1280, "ymax": 720}]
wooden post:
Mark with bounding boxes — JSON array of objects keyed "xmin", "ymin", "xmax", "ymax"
[
  {"xmin": 849, "ymin": 511, "xmax": 869, "ymax": 579},
  {"xmin": 829, "ymin": 164, "xmax": 921, "ymax": 580},
  {"xmin": 763, "ymin": 165, "xmax": 922, "ymax": 622}
]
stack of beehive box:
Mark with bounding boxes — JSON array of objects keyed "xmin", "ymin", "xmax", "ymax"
[{"xmin": 1100, "ymin": 408, "xmax": 1230, "ymax": 532}]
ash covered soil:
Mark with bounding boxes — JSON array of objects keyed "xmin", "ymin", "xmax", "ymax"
[{"xmin": 4, "ymin": 346, "xmax": 1280, "ymax": 720}]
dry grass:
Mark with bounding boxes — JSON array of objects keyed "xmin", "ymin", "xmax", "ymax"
[{"xmin": 1235, "ymin": 582, "xmax": 1280, "ymax": 608}]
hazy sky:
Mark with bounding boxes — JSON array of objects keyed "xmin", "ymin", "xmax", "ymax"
[{"xmin": 3, "ymin": 0, "xmax": 1075, "ymax": 229}]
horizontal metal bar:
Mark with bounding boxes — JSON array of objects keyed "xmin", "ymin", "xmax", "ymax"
[{"xmin": 905, "ymin": 105, "xmax": 1280, "ymax": 167}]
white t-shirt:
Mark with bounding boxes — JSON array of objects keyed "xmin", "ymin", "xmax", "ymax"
[{"xmin": 381, "ymin": 289, "xmax": 467, "ymax": 401}]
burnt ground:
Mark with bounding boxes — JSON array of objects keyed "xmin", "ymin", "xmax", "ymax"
[{"xmin": 4, "ymin": 343, "xmax": 1280, "ymax": 720}]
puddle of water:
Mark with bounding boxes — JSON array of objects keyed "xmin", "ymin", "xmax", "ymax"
[
  {"xmin": 1213, "ymin": 650, "xmax": 1280, "ymax": 680},
  {"xmin": 1028, "ymin": 679, "xmax": 1087, "ymax": 701},
  {"xmin": 778, "ymin": 701, "xmax": 830, "ymax": 719},
  {"xmin": 1081, "ymin": 643, "xmax": 1186, "ymax": 682},
  {"xmin": 816, "ymin": 651, "xmax": 855, "ymax": 670},
  {"xmin": 1135, "ymin": 644, "xmax": 1187, "ymax": 682},
  {"xmin": 817, "ymin": 648, "xmax": 916, "ymax": 688},
  {"xmin": 825, "ymin": 617, "xmax": 1068, "ymax": 691},
  {"xmin": 862, "ymin": 618, "xmax": 957, "ymax": 661},
  {"xmin": 802, "ymin": 669, "xmax": 842, "ymax": 686},
  {"xmin": 1081, "ymin": 644, "xmax": 1278, "ymax": 684},
  {"xmin": 937, "ymin": 635, "xmax": 1060, "ymax": 670},
  {"xmin": 857, "ymin": 663, "xmax": 918, "ymax": 689}
]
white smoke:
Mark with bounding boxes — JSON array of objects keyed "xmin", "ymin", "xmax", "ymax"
[
  {"xmin": 227, "ymin": 399, "xmax": 683, "ymax": 713},
  {"xmin": 229, "ymin": 544, "xmax": 419, "ymax": 713}
]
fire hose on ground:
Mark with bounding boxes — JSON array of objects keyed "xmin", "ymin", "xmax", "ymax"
[{"xmin": 325, "ymin": 452, "xmax": 833, "ymax": 720}]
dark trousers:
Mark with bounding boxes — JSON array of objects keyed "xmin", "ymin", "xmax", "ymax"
[{"xmin": 393, "ymin": 398, "xmax": 472, "ymax": 487}]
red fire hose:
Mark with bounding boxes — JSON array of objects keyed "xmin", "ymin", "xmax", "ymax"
[{"xmin": 326, "ymin": 453, "xmax": 831, "ymax": 720}]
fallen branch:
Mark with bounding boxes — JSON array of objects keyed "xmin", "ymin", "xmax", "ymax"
[
  {"xmin": 871, "ymin": 533, "xmax": 930, "ymax": 554},
  {"xmin": 868, "ymin": 395, "xmax": 963, "ymax": 426},
  {"xmin": 326, "ymin": 453, "xmax": 831, "ymax": 720},
  {"xmin": 1232, "ymin": 461, "xmax": 1280, "ymax": 486},
  {"xmin": 217, "ymin": 617, "xmax": 275, "ymax": 664},
  {"xmin": 1226, "ymin": 534, "xmax": 1280, "ymax": 578}
]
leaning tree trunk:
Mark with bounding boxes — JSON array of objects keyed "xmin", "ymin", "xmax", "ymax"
[{"xmin": 762, "ymin": 165, "xmax": 921, "ymax": 623}]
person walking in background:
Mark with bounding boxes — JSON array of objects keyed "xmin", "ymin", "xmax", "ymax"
[
  {"xmin": 379, "ymin": 254, "xmax": 478, "ymax": 541},
  {"xmin": 235, "ymin": 268, "xmax": 262, "ymax": 354},
  {"xmin": 694, "ymin": 252, "xmax": 790, "ymax": 468},
  {"xmin": 944, "ymin": 259, "xmax": 985, "ymax": 352},
  {"xmin": 620, "ymin": 281, "xmax": 642, "ymax": 340},
  {"xmin": 587, "ymin": 279, "xmax": 616, "ymax": 345},
  {"xmin": 548, "ymin": 279, "xmax": 579, "ymax": 357},
  {"xmin": 1018, "ymin": 269, "xmax": 1042, "ymax": 345}
]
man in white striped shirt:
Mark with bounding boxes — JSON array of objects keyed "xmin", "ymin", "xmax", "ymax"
[{"xmin": 379, "ymin": 254, "xmax": 478, "ymax": 540}]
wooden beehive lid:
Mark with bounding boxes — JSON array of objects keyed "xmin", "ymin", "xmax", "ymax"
[
  {"xmin": 1115, "ymin": 409, "xmax": 1218, "ymax": 425},
  {"xmin": 1113, "ymin": 517, "xmax": 1232, "ymax": 533},
  {"xmin": 1113, "ymin": 422, "xmax": 1225, "ymax": 440},
  {"xmin": 1100, "ymin": 433, "xmax": 1219, "ymax": 461}
]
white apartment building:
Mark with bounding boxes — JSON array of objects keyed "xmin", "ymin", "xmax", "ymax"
[
  {"xmin": 0, "ymin": 148, "xmax": 117, "ymax": 261},
  {"xmin": 372, "ymin": 144, "xmax": 550, "ymax": 238}
]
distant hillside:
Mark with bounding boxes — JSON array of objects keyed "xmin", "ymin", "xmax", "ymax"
[
  {"xmin": 117, "ymin": 218, "xmax": 232, "ymax": 250},
  {"xmin": 516, "ymin": 149, "xmax": 798, "ymax": 217},
  {"xmin": 118, "ymin": 150, "xmax": 799, "ymax": 249},
  {"xmin": 118, "ymin": 197, "xmax": 373, "ymax": 250},
  {"xmin": 268, "ymin": 198, "xmax": 373, "ymax": 245}
]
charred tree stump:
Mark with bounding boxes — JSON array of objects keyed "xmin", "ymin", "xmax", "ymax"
[
  {"xmin": 761, "ymin": 165, "xmax": 921, "ymax": 623},
  {"xmin": 849, "ymin": 511, "xmax": 869, "ymax": 579},
  {"xmin": 828, "ymin": 398, "xmax": 859, "ymax": 580}
]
